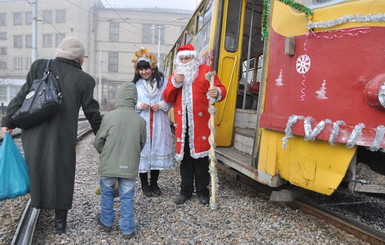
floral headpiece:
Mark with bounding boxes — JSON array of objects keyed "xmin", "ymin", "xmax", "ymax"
[{"xmin": 132, "ymin": 47, "xmax": 157, "ymax": 72}]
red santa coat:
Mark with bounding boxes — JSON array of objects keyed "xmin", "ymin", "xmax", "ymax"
[{"xmin": 162, "ymin": 64, "xmax": 226, "ymax": 161}]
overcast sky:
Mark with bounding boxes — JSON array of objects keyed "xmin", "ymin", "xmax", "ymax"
[
  {"xmin": 0, "ymin": 0, "xmax": 200, "ymax": 11},
  {"xmin": 101, "ymin": 0, "xmax": 201, "ymax": 11}
]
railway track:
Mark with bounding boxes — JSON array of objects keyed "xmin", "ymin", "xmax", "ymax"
[
  {"xmin": 10, "ymin": 126, "xmax": 93, "ymax": 245},
  {"xmin": 288, "ymin": 198, "xmax": 385, "ymax": 245},
  {"xmin": 217, "ymin": 163, "xmax": 385, "ymax": 245},
  {"xmin": 7, "ymin": 129, "xmax": 385, "ymax": 244},
  {"xmin": 10, "ymin": 199, "xmax": 39, "ymax": 245}
]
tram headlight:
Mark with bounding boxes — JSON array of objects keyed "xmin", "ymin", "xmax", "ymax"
[
  {"xmin": 364, "ymin": 74, "xmax": 385, "ymax": 111},
  {"xmin": 379, "ymin": 82, "xmax": 385, "ymax": 108}
]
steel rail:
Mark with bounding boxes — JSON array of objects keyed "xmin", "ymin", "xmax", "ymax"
[
  {"xmin": 288, "ymin": 198, "xmax": 385, "ymax": 245},
  {"xmin": 11, "ymin": 126, "xmax": 93, "ymax": 245},
  {"xmin": 216, "ymin": 163, "xmax": 385, "ymax": 245},
  {"xmin": 11, "ymin": 200, "xmax": 39, "ymax": 245}
]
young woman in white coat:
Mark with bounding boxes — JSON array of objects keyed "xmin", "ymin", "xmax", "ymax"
[{"xmin": 132, "ymin": 48, "xmax": 174, "ymax": 197}]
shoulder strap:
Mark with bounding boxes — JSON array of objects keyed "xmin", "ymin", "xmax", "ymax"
[
  {"xmin": 43, "ymin": 59, "xmax": 61, "ymax": 93},
  {"xmin": 44, "ymin": 59, "xmax": 52, "ymax": 73}
]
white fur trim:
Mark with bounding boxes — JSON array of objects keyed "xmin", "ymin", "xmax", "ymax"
[
  {"xmin": 177, "ymin": 50, "xmax": 197, "ymax": 59},
  {"xmin": 158, "ymin": 101, "xmax": 168, "ymax": 111},
  {"xmin": 206, "ymin": 86, "xmax": 222, "ymax": 102},
  {"xmin": 215, "ymin": 87, "xmax": 222, "ymax": 102},
  {"xmin": 136, "ymin": 102, "xmax": 143, "ymax": 110},
  {"xmin": 171, "ymin": 76, "xmax": 183, "ymax": 88},
  {"xmin": 137, "ymin": 56, "xmax": 151, "ymax": 63}
]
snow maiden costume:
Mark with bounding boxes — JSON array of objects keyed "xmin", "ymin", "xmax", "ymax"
[{"xmin": 132, "ymin": 48, "xmax": 174, "ymax": 197}]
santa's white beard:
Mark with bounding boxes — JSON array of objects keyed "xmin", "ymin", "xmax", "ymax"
[{"xmin": 175, "ymin": 60, "xmax": 199, "ymax": 85}]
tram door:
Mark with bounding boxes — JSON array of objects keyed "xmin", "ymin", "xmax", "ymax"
[
  {"xmin": 215, "ymin": 0, "xmax": 244, "ymax": 147},
  {"xmin": 239, "ymin": 1, "xmax": 265, "ymax": 168},
  {"xmin": 237, "ymin": 1, "xmax": 264, "ymax": 111},
  {"xmin": 216, "ymin": 0, "xmax": 264, "ymax": 147}
]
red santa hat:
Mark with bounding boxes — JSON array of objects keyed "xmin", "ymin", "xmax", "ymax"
[{"xmin": 177, "ymin": 44, "xmax": 197, "ymax": 59}]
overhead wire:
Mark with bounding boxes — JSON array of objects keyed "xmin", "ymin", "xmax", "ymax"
[
  {"xmin": 25, "ymin": 0, "xmax": 63, "ymax": 34},
  {"xmin": 102, "ymin": 0, "xmax": 183, "ymax": 53},
  {"xmin": 64, "ymin": 0, "xmax": 165, "ymax": 50},
  {"xmin": 20, "ymin": 0, "xmax": 190, "ymax": 68},
  {"xmin": 24, "ymin": 0, "xmax": 190, "ymax": 50}
]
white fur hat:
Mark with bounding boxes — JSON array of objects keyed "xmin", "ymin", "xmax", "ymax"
[{"xmin": 54, "ymin": 37, "xmax": 85, "ymax": 60}]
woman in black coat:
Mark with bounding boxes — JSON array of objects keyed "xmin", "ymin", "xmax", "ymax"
[{"xmin": 1, "ymin": 37, "xmax": 102, "ymax": 234}]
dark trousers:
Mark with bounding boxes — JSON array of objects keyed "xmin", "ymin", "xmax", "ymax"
[{"xmin": 180, "ymin": 134, "xmax": 210, "ymax": 197}]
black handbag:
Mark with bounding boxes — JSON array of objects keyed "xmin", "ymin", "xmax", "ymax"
[{"xmin": 11, "ymin": 59, "xmax": 63, "ymax": 129}]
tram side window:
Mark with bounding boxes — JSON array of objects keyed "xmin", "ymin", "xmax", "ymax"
[
  {"xmin": 197, "ymin": 0, "xmax": 213, "ymax": 32},
  {"xmin": 184, "ymin": 22, "xmax": 195, "ymax": 45},
  {"xmin": 241, "ymin": 58, "xmax": 256, "ymax": 85},
  {"xmin": 256, "ymin": 55, "xmax": 263, "ymax": 83},
  {"xmin": 193, "ymin": 0, "xmax": 213, "ymax": 54},
  {"xmin": 163, "ymin": 55, "xmax": 171, "ymax": 77},
  {"xmin": 175, "ymin": 38, "xmax": 183, "ymax": 53},
  {"xmin": 225, "ymin": 0, "xmax": 242, "ymax": 52}
]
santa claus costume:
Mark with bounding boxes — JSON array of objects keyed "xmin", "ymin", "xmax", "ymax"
[{"xmin": 162, "ymin": 44, "xmax": 226, "ymax": 204}]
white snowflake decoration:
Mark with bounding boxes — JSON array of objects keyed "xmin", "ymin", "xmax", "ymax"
[{"xmin": 296, "ymin": 55, "xmax": 311, "ymax": 74}]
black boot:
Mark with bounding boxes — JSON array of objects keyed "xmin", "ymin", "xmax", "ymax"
[
  {"xmin": 140, "ymin": 173, "xmax": 153, "ymax": 197},
  {"xmin": 150, "ymin": 170, "xmax": 162, "ymax": 196},
  {"xmin": 54, "ymin": 209, "xmax": 68, "ymax": 234}
]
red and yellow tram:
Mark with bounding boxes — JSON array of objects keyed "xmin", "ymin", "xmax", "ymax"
[{"xmin": 164, "ymin": 0, "xmax": 385, "ymax": 196}]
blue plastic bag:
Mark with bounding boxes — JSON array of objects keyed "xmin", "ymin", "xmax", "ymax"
[{"xmin": 0, "ymin": 132, "xmax": 30, "ymax": 201}]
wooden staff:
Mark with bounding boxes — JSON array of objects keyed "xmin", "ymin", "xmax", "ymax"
[{"xmin": 206, "ymin": 71, "xmax": 218, "ymax": 210}]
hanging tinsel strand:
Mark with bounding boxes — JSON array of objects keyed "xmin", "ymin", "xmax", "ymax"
[
  {"xmin": 278, "ymin": 0, "xmax": 313, "ymax": 16},
  {"xmin": 282, "ymin": 115, "xmax": 385, "ymax": 151},
  {"xmin": 307, "ymin": 13, "xmax": 385, "ymax": 29},
  {"xmin": 282, "ymin": 115, "xmax": 304, "ymax": 149},
  {"xmin": 261, "ymin": 0, "xmax": 270, "ymax": 40},
  {"xmin": 205, "ymin": 71, "xmax": 219, "ymax": 210},
  {"xmin": 368, "ymin": 125, "xmax": 385, "ymax": 152},
  {"xmin": 261, "ymin": 0, "xmax": 313, "ymax": 40},
  {"xmin": 329, "ymin": 120, "xmax": 345, "ymax": 146},
  {"xmin": 205, "ymin": 71, "xmax": 215, "ymax": 84}
]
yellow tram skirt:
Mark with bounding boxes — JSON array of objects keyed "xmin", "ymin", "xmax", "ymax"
[{"xmin": 258, "ymin": 129, "xmax": 356, "ymax": 195}]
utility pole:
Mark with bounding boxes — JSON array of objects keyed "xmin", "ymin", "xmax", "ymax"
[
  {"xmin": 152, "ymin": 25, "xmax": 170, "ymax": 66},
  {"xmin": 157, "ymin": 27, "xmax": 161, "ymax": 63},
  {"xmin": 29, "ymin": 0, "xmax": 40, "ymax": 222},
  {"xmin": 32, "ymin": 0, "xmax": 38, "ymax": 62},
  {"xmin": 99, "ymin": 50, "xmax": 102, "ymax": 102}
]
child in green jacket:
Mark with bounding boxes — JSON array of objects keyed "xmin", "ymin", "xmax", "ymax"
[{"xmin": 94, "ymin": 82, "xmax": 146, "ymax": 239}]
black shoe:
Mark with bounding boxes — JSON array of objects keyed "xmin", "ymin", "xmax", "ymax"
[
  {"xmin": 198, "ymin": 195, "xmax": 209, "ymax": 205},
  {"xmin": 54, "ymin": 209, "xmax": 67, "ymax": 234},
  {"xmin": 123, "ymin": 232, "xmax": 135, "ymax": 239},
  {"xmin": 55, "ymin": 220, "xmax": 67, "ymax": 235},
  {"xmin": 174, "ymin": 195, "xmax": 190, "ymax": 204},
  {"xmin": 96, "ymin": 213, "xmax": 112, "ymax": 232},
  {"xmin": 150, "ymin": 183, "xmax": 162, "ymax": 196},
  {"xmin": 142, "ymin": 184, "xmax": 153, "ymax": 197}
]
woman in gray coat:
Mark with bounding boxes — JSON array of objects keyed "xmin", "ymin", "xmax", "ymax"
[{"xmin": 1, "ymin": 37, "xmax": 102, "ymax": 234}]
